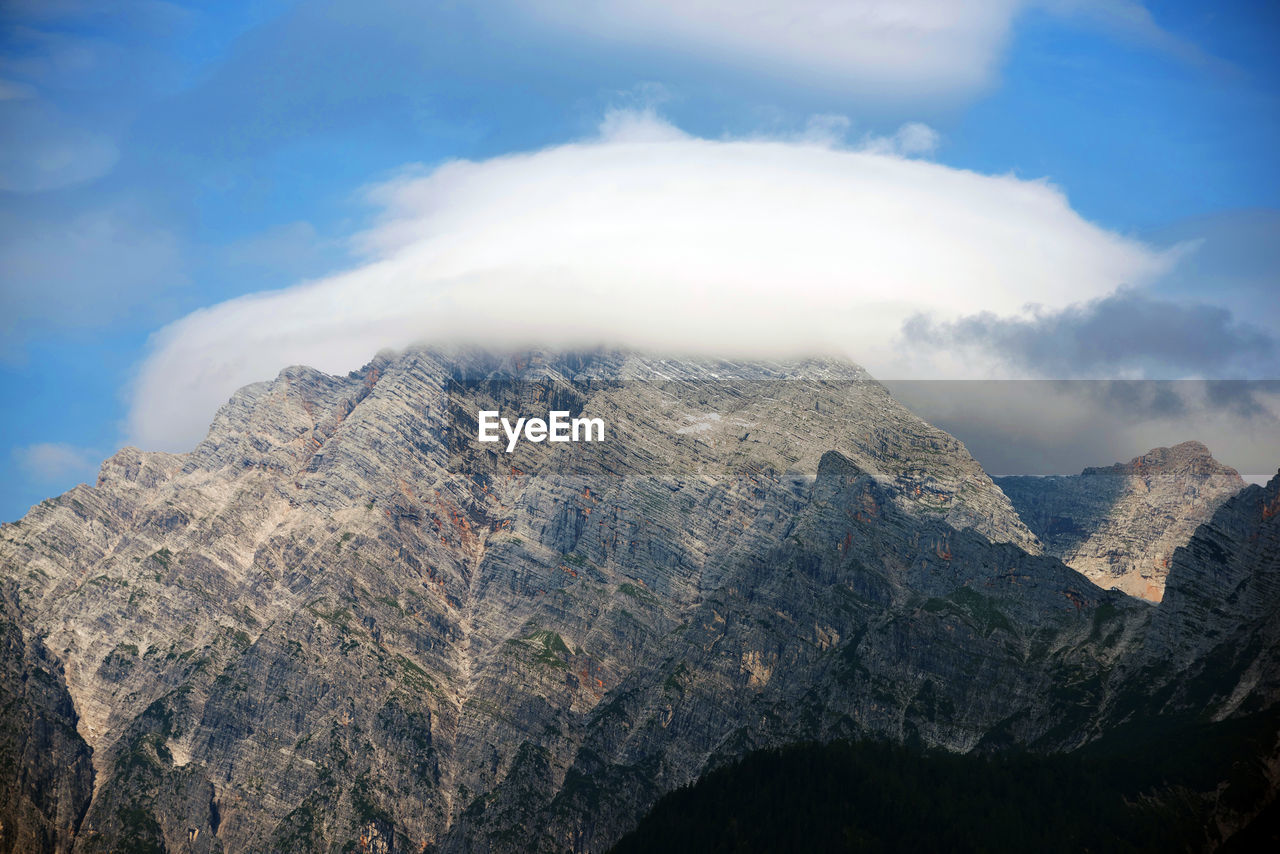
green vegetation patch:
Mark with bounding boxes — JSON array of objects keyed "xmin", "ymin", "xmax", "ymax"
[
  {"xmin": 507, "ymin": 628, "xmax": 573, "ymax": 669},
  {"xmin": 619, "ymin": 582, "xmax": 658, "ymax": 605},
  {"xmin": 394, "ymin": 654, "xmax": 437, "ymax": 692},
  {"xmin": 662, "ymin": 661, "xmax": 690, "ymax": 693}
]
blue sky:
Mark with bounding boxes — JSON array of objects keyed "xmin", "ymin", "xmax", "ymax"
[{"xmin": 2, "ymin": 0, "xmax": 1279, "ymax": 520}]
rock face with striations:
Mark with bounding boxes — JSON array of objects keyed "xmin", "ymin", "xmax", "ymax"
[
  {"xmin": 0, "ymin": 580, "xmax": 94, "ymax": 854},
  {"xmin": 995, "ymin": 442, "xmax": 1244, "ymax": 601},
  {"xmin": 0, "ymin": 349, "xmax": 1275, "ymax": 852}
]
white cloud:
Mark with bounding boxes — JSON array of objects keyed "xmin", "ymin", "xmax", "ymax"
[
  {"xmin": 126, "ymin": 112, "xmax": 1171, "ymax": 451},
  {"xmin": 798, "ymin": 114, "xmax": 852, "ymax": 146},
  {"xmin": 790, "ymin": 116, "xmax": 939, "ymax": 157},
  {"xmin": 595, "ymin": 106, "xmax": 690, "ymax": 144},
  {"xmin": 862, "ymin": 122, "xmax": 942, "ymax": 157},
  {"xmin": 515, "ymin": 0, "xmax": 1026, "ymax": 97},
  {"xmin": 511, "ymin": 1, "xmax": 1217, "ymax": 99},
  {"xmin": 15, "ymin": 442, "xmax": 100, "ymax": 483}
]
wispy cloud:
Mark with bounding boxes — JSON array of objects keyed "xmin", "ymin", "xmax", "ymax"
[
  {"xmin": 1044, "ymin": 0, "xmax": 1238, "ymax": 75},
  {"xmin": 0, "ymin": 0, "xmax": 192, "ymax": 192},
  {"xmin": 0, "ymin": 99, "xmax": 119, "ymax": 192},
  {"xmin": 861, "ymin": 122, "xmax": 941, "ymax": 157},
  {"xmin": 788, "ymin": 114, "xmax": 943, "ymax": 157},
  {"xmin": 0, "ymin": 203, "xmax": 185, "ymax": 359},
  {"xmin": 515, "ymin": 0, "xmax": 1026, "ymax": 98},
  {"xmin": 14, "ymin": 442, "xmax": 100, "ymax": 484},
  {"xmin": 511, "ymin": 0, "xmax": 1221, "ymax": 99}
]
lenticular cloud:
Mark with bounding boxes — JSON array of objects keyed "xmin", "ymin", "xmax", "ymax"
[{"xmin": 127, "ymin": 113, "xmax": 1170, "ymax": 450}]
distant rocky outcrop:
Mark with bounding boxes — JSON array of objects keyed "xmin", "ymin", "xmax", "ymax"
[
  {"xmin": 995, "ymin": 441, "xmax": 1245, "ymax": 601},
  {"xmin": 0, "ymin": 350, "xmax": 1274, "ymax": 852}
]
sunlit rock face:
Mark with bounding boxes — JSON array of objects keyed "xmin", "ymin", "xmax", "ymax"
[
  {"xmin": 996, "ymin": 441, "xmax": 1245, "ymax": 602},
  {"xmin": 0, "ymin": 349, "xmax": 1274, "ymax": 853}
]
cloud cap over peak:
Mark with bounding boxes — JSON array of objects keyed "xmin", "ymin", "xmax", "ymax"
[{"xmin": 127, "ymin": 113, "xmax": 1170, "ymax": 451}]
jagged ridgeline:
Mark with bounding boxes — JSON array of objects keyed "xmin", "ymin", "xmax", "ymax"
[{"xmin": 0, "ymin": 349, "xmax": 1276, "ymax": 853}]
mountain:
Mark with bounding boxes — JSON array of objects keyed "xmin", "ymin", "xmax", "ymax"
[
  {"xmin": 0, "ymin": 349, "xmax": 1275, "ymax": 852},
  {"xmin": 995, "ymin": 442, "xmax": 1245, "ymax": 601},
  {"xmin": 618, "ymin": 468, "xmax": 1280, "ymax": 853}
]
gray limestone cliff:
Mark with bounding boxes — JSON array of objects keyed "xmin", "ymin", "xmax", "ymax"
[{"xmin": 0, "ymin": 581, "xmax": 94, "ymax": 854}]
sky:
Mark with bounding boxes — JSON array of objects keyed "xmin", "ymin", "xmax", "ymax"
[{"xmin": 1, "ymin": 0, "xmax": 1278, "ymax": 520}]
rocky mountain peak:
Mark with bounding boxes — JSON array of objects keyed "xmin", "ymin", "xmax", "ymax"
[
  {"xmin": 996, "ymin": 442, "xmax": 1246, "ymax": 601},
  {"xmin": 1082, "ymin": 440, "xmax": 1242, "ymax": 482}
]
